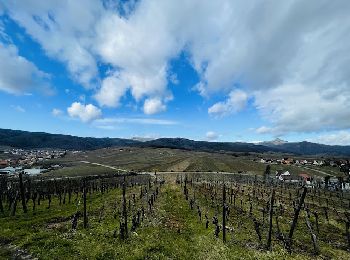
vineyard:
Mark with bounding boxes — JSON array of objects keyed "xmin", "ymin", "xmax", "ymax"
[{"xmin": 0, "ymin": 171, "xmax": 350, "ymax": 259}]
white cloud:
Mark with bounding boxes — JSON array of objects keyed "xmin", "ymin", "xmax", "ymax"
[
  {"xmin": 254, "ymin": 83, "xmax": 350, "ymax": 134},
  {"xmin": 310, "ymin": 131, "xmax": 350, "ymax": 146},
  {"xmin": 143, "ymin": 97, "xmax": 166, "ymax": 115},
  {"xmin": 95, "ymin": 125, "xmax": 117, "ymax": 130},
  {"xmin": 205, "ymin": 131, "xmax": 219, "ymax": 141},
  {"xmin": 52, "ymin": 108, "xmax": 62, "ymax": 117},
  {"xmin": 95, "ymin": 117, "xmax": 177, "ymax": 126},
  {"xmin": 0, "ymin": 20, "xmax": 9, "ymax": 42},
  {"xmin": 4, "ymin": 0, "xmax": 350, "ymax": 130},
  {"xmin": 94, "ymin": 73, "xmax": 128, "ymax": 107},
  {"xmin": 67, "ymin": 102, "xmax": 101, "ymax": 123},
  {"xmin": 0, "ymin": 43, "xmax": 51, "ymax": 94},
  {"xmin": 208, "ymin": 89, "xmax": 248, "ymax": 117},
  {"xmin": 169, "ymin": 73, "xmax": 179, "ymax": 85},
  {"xmin": 3, "ymin": 0, "xmax": 103, "ymax": 88},
  {"xmin": 11, "ymin": 105, "xmax": 25, "ymax": 113},
  {"xmin": 255, "ymin": 126, "xmax": 272, "ymax": 135}
]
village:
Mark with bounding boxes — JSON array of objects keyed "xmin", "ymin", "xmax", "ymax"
[
  {"xmin": 0, "ymin": 148, "xmax": 67, "ymax": 175},
  {"xmin": 256, "ymin": 156, "xmax": 350, "ymax": 167},
  {"xmin": 255, "ymin": 157, "xmax": 350, "ymax": 191}
]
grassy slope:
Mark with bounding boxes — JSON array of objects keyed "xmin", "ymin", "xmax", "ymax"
[
  {"xmin": 44, "ymin": 147, "xmax": 344, "ymax": 179},
  {"xmin": 1, "ymin": 175, "xmax": 349, "ymax": 259},
  {"xmin": 48, "ymin": 147, "xmax": 266, "ymax": 175}
]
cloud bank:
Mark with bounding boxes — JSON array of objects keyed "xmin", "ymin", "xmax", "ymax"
[
  {"xmin": 0, "ymin": 43, "xmax": 50, "ymax": 94},
  {"xmin": 2, "ymin": 0, "xmax": 350, "ymax": 134}
]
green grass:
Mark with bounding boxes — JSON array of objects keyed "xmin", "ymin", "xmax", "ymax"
[
  {"xmin": 43, "ymin": 164, "xmax": 115, "ymax": 177},
  {"xmin": 0, "ymin": 247, "xmax": 12, "ymax": 260},
  {"xmin": 1, "ymin": 175, "xmax": 349, "ymax": 259},
  {"xmin": 40, "ymin": 147, "xmax": 345, "ymax": 180}
]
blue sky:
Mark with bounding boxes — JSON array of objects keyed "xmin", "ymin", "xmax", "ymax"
[{"xmin": 1, "ymin": 1, "xmax": 350, "ymax": 145}]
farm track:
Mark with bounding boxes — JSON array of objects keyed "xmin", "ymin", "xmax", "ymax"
[
  {"xmin": 0, "ymin": 243, "xmax": 37, "ymax": 260},
  {"xmin": 297, "ymin": 165, "xmax": 335, "ymax": 176}
]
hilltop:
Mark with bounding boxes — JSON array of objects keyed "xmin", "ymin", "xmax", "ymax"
[{"xmin": 1, "ymin": 128, "xmax": 350, "ymax": 156}]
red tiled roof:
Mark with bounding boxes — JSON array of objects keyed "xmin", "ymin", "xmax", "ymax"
[{"xmin": 299, "ymin": 173, "xmax": 310, "ymax": 179}]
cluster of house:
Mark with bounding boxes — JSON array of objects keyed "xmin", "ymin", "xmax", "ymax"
[
  {"xmin": 0, "ymin": 149, "xmax": 66, "ymax": 175},
  {"xmin": 258, "ymin": 157, "xmax": 328, "ymax": 166},
  {"xmin": 275, "ymin": 170, "xmax": 311, "ymax": 183},
  {"xmin": 257, "ymin": 157, "xmax": 350, "ymax": 173},
  {"xmin": 0, "ymin": 149, "xmax": 66, "ymax": 166},
  {"xmin": 274, "ymin": 170, "xmax": 350, "ymax": 190}
]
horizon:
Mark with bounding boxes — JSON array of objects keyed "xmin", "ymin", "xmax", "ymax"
[
  {"xmin": 3, "ymin": 127, "xmax": 349, "ymax": 147},
  {"xmin": 1, "ymin": 1, "xmax": 350, "ymax": 145}
]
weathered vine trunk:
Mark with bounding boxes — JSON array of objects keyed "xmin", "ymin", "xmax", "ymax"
[
  {"xmin": 83, "ymin": 179, "xmax": 88, "ymax": 229},
  {"xmin": 287, "ymin": 187, "xmax": 307, "ymax": 252},
  {"xmin": 222, "ymin": 183, "xmax": 226, "ymax": 243},
  {"xmin": 19, "ymin": 172, "xmax": 27, "ymax": 213},
  {"xmin": 122, "ymin": 178, "xmax": 128, "ymax": 238},
  {"xmin": 266, "ymin": 189, "xmax": 275, "ymax": 250}
]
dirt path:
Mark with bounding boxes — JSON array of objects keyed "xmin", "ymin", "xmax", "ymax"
[
  {"xmin": 297, "ymin": 165, "xmax": 333, "ymax": 176},
  {"xmin": 80, "ymin": 160, "xmax": 127, "ymax": 172},
  {"xmin": 0, "ymin": 243, "xmax": 37, "ymax": 260}
]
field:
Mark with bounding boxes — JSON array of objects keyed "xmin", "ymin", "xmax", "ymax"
[
  {"xmin": 1, "ymin": 148, "xmax": 349, "ymax": 259},
  {"xmin": 1, "ymin": 172, "xmax": 350, "ymax": 259},
  {"xmin": 44, "ymin": 147, "xmax": 343, "ymax": 179},
  {"xmin": 49, "ymin": 147, "xmax": 267, "ymax": 174}
]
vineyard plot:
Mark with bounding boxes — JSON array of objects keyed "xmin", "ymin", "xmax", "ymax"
[{"xmin": 0, "ymin": 172, "xmax": 350, "ymax": 259}]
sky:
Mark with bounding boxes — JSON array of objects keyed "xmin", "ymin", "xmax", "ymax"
[{"xmin": 0, "ymin": 0, "xmax": 350, "ymax": 145}]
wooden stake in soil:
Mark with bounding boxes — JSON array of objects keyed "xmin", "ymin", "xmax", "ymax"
[
  {"xmin": 19, "ymin": 172, "xmax": 27, "ymax": 213},
  {"xmin": 305, "ymin": 214, "xmax": 319, "ymax": 255},
  {"xmin": 83, "ymin": 179, "xmax": 88, "ymax": 229},
  {"xmin": 287, "ymin": 187, "xmax": 307, "ymax": 252},
  {"xmin": 346, "ymin": 221, "xmax": 350, "ymax": 250},
  {"xmin": 122, "ymin": 178, "xmax": 128, "ymax": 238},
  {"xmin": 10, "ymin": 191, "xmax": 18, "ymax": 216},
  {"xmin": 266, "ymin": 189, "xmax": 275, "ymax": 250},
  {"xmin": 222, "ymin": 183, "xmax": 226, "ymax": 243}
]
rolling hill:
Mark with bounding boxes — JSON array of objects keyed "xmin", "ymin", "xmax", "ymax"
[{"xmin": 1, "ymin": 128, "xmax": 350, "ymax": 156}]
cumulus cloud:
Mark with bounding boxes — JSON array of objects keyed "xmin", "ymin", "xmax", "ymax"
[
  {"xmin": 67, "ymin": 102, "xmax": 101, "ymax": 122},
  {"xmin": 3, "ymin": 0, "xmax": 350, "ymax": 129},
  {"xmin": 205, "ymin": 131, "xmax": 219, "ymax": 141},
  {"xmin": 52, "ymin": 108, "xmax": 62, "ymax": 117},
  {"xmin": 2, "ymin": 0, "xmax": 103, "ymax": 88},
  {"xmin": 254, "ymin": 83, "xmax": 350, "ymax": 134},
  {"xmin": 94, "ymin": 73, "xmax": 128, "ymax": 107},
  {"xmin": 208, "ymin": 90, "xmax": 248, "ymax": 117},
  {"xmin": 310, "ymin": 131, "xmax": 350, "ymax": 146},
  {"xmin": 0, "ymin": 43, "xmax": 51, "ymax": 94},
  {"xmin": 143, "ymin": 97, "xmax": 166, "ymax": 115}
]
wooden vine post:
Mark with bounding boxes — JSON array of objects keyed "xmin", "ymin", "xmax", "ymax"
[
  {"xmin": 305, "ymin": 214, "xmax": 319, "ymax": 255},
  {"xmin": 222, "ymin": 183, "xmax": 226, "ymax": 243},
  {"xmin": 122, "ymin": 177, "xmax": 128, "ymax": 238},
  {"xmin": 83, "ymin": 178, "xmax": 88, "ymax": 229},
  {"xmin": 266, "ymin": 189, "xmax": 275, "ymax": 250},
  {"xmin": 19, "ymin": 172, "xmax": 27, "ymax": 213},
  {"xmin": 287, "ymin": 187, "xmax": 307, "ymax": 252}
]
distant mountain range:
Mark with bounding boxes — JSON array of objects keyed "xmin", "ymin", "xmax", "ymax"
[
  {"xmin": 1, "ymin": 128, "xmax": 350, "ymax": 156},
  {"xmin": 0, "ymin": 128, "xmax": 136, "ymax": 150},
  {"xmin": 259, "ymin": 138, "xmax": 288, "ymax": 146}
]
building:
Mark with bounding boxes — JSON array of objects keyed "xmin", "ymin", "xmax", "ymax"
[{"xmin": 0, "ymin": 160, "xmax": 8, "ymax": 168}]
